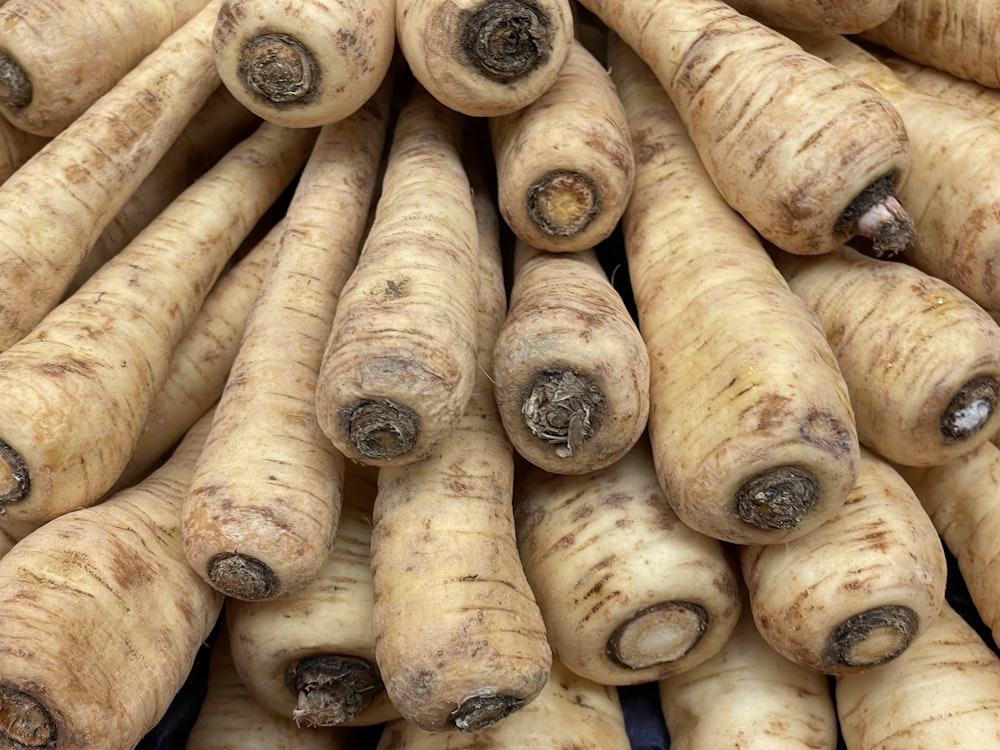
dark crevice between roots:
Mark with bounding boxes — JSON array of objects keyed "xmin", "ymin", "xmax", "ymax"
[
  {"xmin": 207, "ymin": 553, "xmax": 278, "ymax": 601},
  {"xmin": 460, "ymin": 0, "xmax": 553, "ymax": 82},
  {"xmin": 822, "ymin": 604, "xmax": 919, "ymax": 669},
  {"xmin": 238, "ymin": 32, "xmax": 321, "ymax": 106},
  {"xmin": 521, "ymin": 368, "xmax": 604, "ymax": 458},
  {"xmin": 0, "ymin": 51, "xmax": 30, "ymax": 109},
  {"xmin": 941, "ymin": 375, "xmax": 999, "ymax": 443},
  {"xmin": 285, "ymin": 655, "xmax": 383, "ymax": 728},
  {"xmin": 605, "ymin": 601, "xmax": 708, "ymax": 670},
  {"xmin": 0, "ymin": 684, "xmax": 56, "ymax": 749},
  {"xmin": 735, "ymin": 467, "xmax": 819, "ymax": 530},
  {"xmin": 0, "ymin": 440, "xmax": 30, "ymax": 515},
  {"xmin": 449, "ymin": 693, "xmax": 524, "ymax": 733},
  {"xmin": 835, "ymin": 172, "xmax": 915, "ymax": 258},
  {"xmin": 339, "ymin": 398, "xmax": 420, "ymax": 460},
  {"xmin": 528, "ymin": 170, "xmax": 601, "ymax": 237}
]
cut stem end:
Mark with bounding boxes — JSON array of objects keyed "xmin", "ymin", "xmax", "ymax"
[
  {"xmin": 0, "ymin": 684, "xmax": 56, "ymax": 748},
  {"xmin": 0, "ymin": 440, "xmax": 30, "ymax": 514},
  {"xmin": 449, "ymin": 693, "xmax": 524, "ymax": 733},
  {"xmin": 521, "ymin": 368, "xmax": 604, "ymax": 458},
  {"xmin": 207, "ymin": 553, "xmax": 278, "ymax": 601},
  {"xmin": 606, "ymin": 601, "xmax": 708, "ymax": 670},
  {"xmin": 0, "ymin": 51, "xmax": 31, "ymax": 109},
  {"xmin": 823, "ymin": 604, "xmax": 919, "ymax": 669},
  {"xmin": 941, "ymin": 376, "xmax": 999, "ymax": 443},
  {"xmin": 286, "ymin": 655, "xmax": 383, "ymax": 727},
  {"xmin": 461, "ymin": 0, "xmax": 553, "ymax": 81},
  {"xmin": 735, "ymin": 467, "xmax": 819, "ymax": 530},
  {"xmin": 340, "ymin": 398, "xmax": 420, "ymax": 461},
  {"xmin": 528, "ymin": 170, "xmax": 601, "ymax": 237},
  {"xmin": 238, "ymin": 33, "xmax": 320, "ymax": 106},
  {"xmin": 838, "ymin": 173, "xmax": 915, "ymax": 258}
]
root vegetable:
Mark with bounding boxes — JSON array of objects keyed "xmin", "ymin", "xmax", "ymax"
[
  {"xmin": 773, "ymin": 244, "xmax": 1000, "ymax": 466},
  {"xmin": 577, "ymin": 0, "xmax": 915, "ymax": 257},
  {"xmin": 879, "ymin": 54, "xmax": 1000, "ymax": 121},
  {"xmin": 315, "ymin": 82, "xmax": 480, "ymax": 467},
  {"xmin": 609, "ymin": 33, "xmax": 860, "ymax": 544},
  {"xmin": 491, "ymin": 240, "xmax": 649, "ymax": 474},
  {"xmin": 394, "ymin": 0, "xmax": 574, "ymax": 117},
  {"xmin": 723, "ymin": 0, "xmax": 902, "ymax": 33},
  {"xmin": 513, "ymin": 435, "xmax": 741, "ymax": 685},
  {"xmin": 488, "ymin": 38, "xmax": 634, "ymax": 252},
  {"xmin": 212, "ymin": 0, "xmax": 395, "ymax": 128},
  {"xmin": 0, "ymin": 120, "xmax": 316, "ymax": 525},
  {"xmin": 740, "ymin": 446, "xmax": 948, "ymax": 674}
]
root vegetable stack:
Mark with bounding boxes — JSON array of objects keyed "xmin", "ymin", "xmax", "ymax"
[{"xmin": 1, "ymin": 2, "xmax": 1000, "ymax": 748}]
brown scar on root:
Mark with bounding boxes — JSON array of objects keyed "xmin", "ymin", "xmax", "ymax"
[{"xmin": 459, "ymin": 0, "xmax": 554, "ymax": 82}]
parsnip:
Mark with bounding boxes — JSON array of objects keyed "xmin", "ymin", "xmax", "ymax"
[
  {"xmin": 723, "ymin": 0, "xmax": 902, "ymax": 33},
  {"xmin": 879, "ymin": 54, "xmax": 1000, "ymax": 121}
]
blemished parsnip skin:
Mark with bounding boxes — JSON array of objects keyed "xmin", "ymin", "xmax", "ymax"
[
  {"xmin": 226, "ymin": 484, "xmax": 401, "ymax": 729},
  {"xmin": 723, "ymin": 0, "xmax": 901, "ymax": 33},
  {"xmin": 740, "ymin": 446, "xmax": 948, "ymax": 675},
  {"xmin": 879, "ymin": 54, "xmax": 1000, "ymax": 121},
  {"xmin": 488, "ymin": 38, "xmax": 634, "ymax": 252},
  {"xmin": 491, "ymin": 241, "xmax": 649, "ymax": 474},
  {"xmin": 836, "ymin": 602, "xmax": 1000, "ymax": 749},
  {"xmin": 896, "ymin": 440, "xmax": 1000, "ymax": 650},
  {"xmin": 578, "ymin": 0, "xmax": 915, "ymax": 258},
  {"xmin": 213, "ymin": 0, "xmax": 395, "ymax": 128},
  {"xmin": 0, "ymin": 0, "xmax": 211, "ymax": 136},
  {"xmin": 113, "ymin": 221, "xmax": 283, "ymax": 492},
  {"xmin": 0, "ymin": 409, "xmax": 224, "ymax": 750},
  {"xmin": 374, "ymin": 656, "xmax": 631, "ymax": 750},
  {"xmin": 394, "ymin": 0, "xmax": 574, "ymax": 117},
  {"xmin": 0, "ymin": 117, "xmax": 46, "ymax": 185},
  {"xmin": 0, "ymin": 121, "xmax": 316, "ymax": 525},
  {"xmin": 370, "ymin": 183, "xmax": 552, "ymax": 734},
  {"xmin": 773, "ymin": 245, "xmax": 1000, "ymax": 467},
  {"xmin": 787, "ymin": 31, "xmax": 1000, "ymax": 315},
  {"xmin": 513, "ymin": 436, "xmax": 741, "ymax": 686},
  {"xmin": 182, "ymin": 80, "xmax": 392, "ymax": 603},
  {"xmin": 315, "ymin": 83, "xmax": 480, "ymax": 467},
  {"xmin": 186, "ymin": 629, "xmax": 352, "ymax": 750},
  {"xmin": 609, "ymin": 35, "xmax": 860, "ymax": 544},
  {"xmin": 0, "ymin": 0, "xmax": 227, "ymax": 352},
  {"xmin": 860, "ymin": 0, "xmax": 1000, "ymax": 89},
  {"xmin": 658, "ymin": 598, "xmax": 838, "ymax": 750}
]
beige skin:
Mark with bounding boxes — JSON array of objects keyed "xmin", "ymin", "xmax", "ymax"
[
  {"xmin": 860, "ymin": 0, "xmax": 1000, "ymax": 88},
  {"xmin": 182, "ymin": 80, "xmax": 392, "ymax": 603},
  {"xmin": 788, "ymin": 31, "xmax": 1000, "ymax": 315},
  {"xmin": 315, "ymin": 84, "xmax": 480, "ymax": 467},
  {"xmin": 740, "ymin": 447, "xmax": 948, "ymax": 675},
  {"xmin": 213, "ymin": 0, "xmax": 395, "ymax": 128},
  {"xmin": 579, "ymin": 0, "xmax": 915, "ymax": 258},
  {"xmin": 879, "ymin": 54, "xmax": 1000, "ymax": 120},
  {"xmin": 0, "ymin": 0, "xmax": 227, "ymax": 352},
  {"xmin": 395, "ymin": 0, "xmax": 574, "ymax": 117},
  {"xmin": 491, "ymin": 241, "xmax": 650, "ymax": 475},
  {"xmin": 724, "ymin": 0, "xmax": 901, "ymax": 33},
  {"xmin": 374, "ymin": 656, "xmax": 631, "ymax": 750},
  {"xmin": 0, "ymin": 122, "xmax": 317, "ymax": 526},
  {"xmin": 370, "ymin": 185, "xmax": 552, "ymax": 734},
  {"xmin": 659, "ymin": 598, "xmax": 839, "ymax": 750},
  {"xmin": 836, "ymin": 603, "xmax": 1000, "ymax": 749},
  {"xmin": 774, "ymin": 245, "xmax": 1000, "ymax": 467},
  {"xmin": 609, "ymin": 36, "xmax": 860, "ymax": 545},
  {"xmin": 0, "ymin": 410, "xmax": 224, "ymax": 750},
  {"xmin": 514, "ymin": 436, "xmax": 741, "ymax": 686},
  {"xmin": 488, "ymin": 38, "xmax": 635, "ymax": 252}
]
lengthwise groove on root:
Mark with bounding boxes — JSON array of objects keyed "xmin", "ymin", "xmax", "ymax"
[
  {"xmin": 521, "ymin": 368, "xmax": 604, "ymax": 458},
  {"xmin": 460, "ymin": 0, "xmax": 553, "ymax": 82},
  {"xmin": 339, "ymin": 398, "xmax": 421, "ymax": 461},
  {"xmin": 238, "ymin": 32, "xmax": 320, "ymax": 106},
  {"xmin": 940, "ymin": 375, "xmax": 999, "ymax": 443},
  {"xmin": 0, "ymin": 684, "xmax": 56, "ymax": 748},
  {"xmin": 0, "ymin": 440, "xmax": 30, "ymax": 513},
  {"xmin": 835, "ymin": 171, "xmax": 915, "ymax": 258},
  {"xmin": 606, "ymin": 601, "xmax": 708, "ymax": 670},
  {"xmin": 285, "ymin": 655, "xmax": 383, "ymax": 727},
  {"xmin": 528, "ymin": 170, "xmax": 601, "ymax": 237},
  {"xmin": 449, "ymin": 692, "xmax": 524, "ymax": 733},
  {"xmin": 207, "ymin": 552, "xmax": 278, "ymax": 601},
  {"xmin": 735, "ymin": 466, "xmax": 819, "ymax": 530},
  {"xmin": 0, "ymin": 51, "xmax": 31, "ymax": 109},
  {"xmin": 822, "ymin": 604, "xmax": 919, "ymax": 668}
]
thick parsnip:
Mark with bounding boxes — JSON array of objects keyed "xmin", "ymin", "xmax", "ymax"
[
  {"xmin": 315, "ymin": 82, "xmax": 480, "ymax": 466},
  {"xmin": 491, "ymin": 240, "xmax": 649, "ymax": 474},
  {"xmin": 488, "ymin": 38, "xmax": 634, "ymax": 252},
  {"xmin": 609, "ymin": 34, "xmax": 860, "ymax": 544},
  {"xmin": 740, "ymin": 446, "xmax": 948, "ymax": 674},
  {"xmin": 513, "ymin": 436, "xmax": 741, "ymax": 685},
  {"xmin": 723, "ymin": 0, "xmax": 901, "ymax": 33},
  {"xmin": 773, "ymin": 245, "xmax": 1000, "ymax": 466},
  {"xmin": 578, "ymin": 0, "xmax": 915, "ymax": 257}
]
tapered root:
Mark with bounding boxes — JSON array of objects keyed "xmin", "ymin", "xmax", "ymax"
[
  {"xmin": 460, "ymin": 0, "xmax": 554, "ymax": 82},
  {"xmin": 286, "ymin": 655, "xmax": 383, "ymax": 727},
  {"xmin": 735, "ymin": 467, "xmax": 819, "ymax": 530},
  {"xmin": 0, "ymin": 51, "xmax": 31, "ymax": 109},
  {"xmin": 822, "ymin": 604, "xmax": 919, "ymax": 668},
  {"xmin": 339, "ymin": 398, "xmax": 420, "ymax": 460},
  {"xmin": 0, "ymin": 685, "xmax": 56, "ymax": 748},
  {"xmin": 0, "ymin": 440, "xmax": 30, "ymax": 513},
  {"xmin": 521, "ymin": 369, "xmax": 605, "ymax": 458},
  {"xmin": 837, "ymin": 173, "xmax": 915, "ymax": 258},
  {"xmin": 941, "ymin": 376, "xmax": 999, "ymax": 443},
  {"xmin": 449, "ymin": 693, "xmax": 524, "ymax": 733},
  {"xmin": 206, "ymin": 552, "xmax": 278, "ymax": 600},
  {"xmin": 238, "ymin": 33, "xmax": 320, "ymax": 106},
  {"xmin": 528, "ymin": 170, "xmax": 601, "ymax": 237},
  {"xmin": 606, "ymin": 602, "xmax": 708, "ymax": 670}
]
